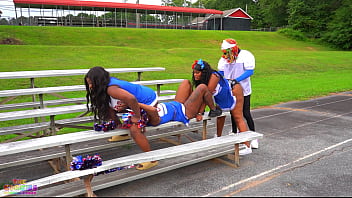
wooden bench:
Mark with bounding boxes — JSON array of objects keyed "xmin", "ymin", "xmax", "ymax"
[{"xmin": 0, "ymin": 131, "xmax": 263, "ymax": 197}]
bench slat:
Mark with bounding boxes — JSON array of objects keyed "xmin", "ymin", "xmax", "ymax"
[
  {"xmin": 0, "ymin": 90, "xmax": 176, "ymax": 111},
  {"xmin": 0, "ymin": 104, "xmax": 87, "ymax": 122},
  {"xmin": 0, "ymin": 67, "xmax": 165, "ymax": 79},
  {"xmin": 0, "ymin": 129, "xmax": 126, "ymax": 156},
  {"xmin": 0, "ymin": 98, "xmax": 87, "ymax": 111},
  {"xmin": 35, "ymin": 146, "xmax": 234, "ymax": 197},
  {"xmin": 0, "ymin": 95, "xmax": 177, "ymax": 122},
  {"xmin": 0, "ymin": 116, "xmax": 94, "ymax": 135},
  {"xmin": 0, "ymin": 79, "xmax": 184, "ymax": 97}
]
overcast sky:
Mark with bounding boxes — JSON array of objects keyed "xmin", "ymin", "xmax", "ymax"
[{"xmin": 0, "ymin": 0, "xmax": 165, "ymax": 18}]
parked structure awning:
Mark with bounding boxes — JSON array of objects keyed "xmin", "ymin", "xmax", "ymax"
[{"xmin": 13, "ymin": 0, "xmax": 223, "ymax": 16}]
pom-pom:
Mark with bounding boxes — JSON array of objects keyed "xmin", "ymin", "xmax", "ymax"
[
  {"xmin": 94, "ymin": 120, "xmax": 118, "ymax": 132},
  {"xmin": 70, "ymin": 154, "xmax": 102, "ymax": 171}
]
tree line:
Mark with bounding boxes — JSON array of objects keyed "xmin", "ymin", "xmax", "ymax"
[{"xmin": 164, "ymin": 0, "xmax": 351, "ymax": 50}]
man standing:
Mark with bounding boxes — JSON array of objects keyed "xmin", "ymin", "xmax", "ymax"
[{"xmin": 217, "ymin": 38, "xmax": 258, "ymax": 149}]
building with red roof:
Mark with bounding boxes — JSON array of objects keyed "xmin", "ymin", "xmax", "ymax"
[{"xmin": 12, "ymin": 0, "xmax": 252, "ymax": 30}]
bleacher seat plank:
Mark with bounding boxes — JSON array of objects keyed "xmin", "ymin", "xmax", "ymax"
[
  {"xmin": 0, "ymin": 90, "xmax": 176, "ymax": 111},
  {"xmin": 0, "ymin": 129, "xmax": 127, "ymax": 156},
  {"xmin": 0, "ymin": 85, "xmax": 85, "ymax": 98},
  {"xmin": 32, "ymin": 146, "xmax": 236, "ymax": 197},
  {"xmin": 0, "ymin": 67, "xmax": 165, "ymax": 79},
  {"xmin": 0, "ymin": 104, "xmax": 87, "ymax": 122},
  {"xmin": 0, "ymin": 94, "xmax": 177, "ymax": 122},
  {"xmin": 0, "ymin": 79, "xmax": 184, "ymax": 97},
  {"xmin": 0, "ymin": 116, "xmax": 93, "ymax": 136},
  {"xmin": 0, "ymin": 97, "xmax": 87, "ymax": 111}
]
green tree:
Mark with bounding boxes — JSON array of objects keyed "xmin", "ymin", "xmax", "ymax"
[
  {"xmin": 259, "ymin": 0, "xmax": 289, "ymax": 27},
  {"xmin": 0, "ymin": 18, "xmax": 9, "ymax": 25},
  {"xmin": 162, "ymin": 0, "xmax": 192, "ymax": 7},
  {"xmin": 288, "ymin": 0, "xmax": 344, "ymax": 38},
  {"xmin": 322, "ymin": 0, "xmax": 352, "ymax": 50}
]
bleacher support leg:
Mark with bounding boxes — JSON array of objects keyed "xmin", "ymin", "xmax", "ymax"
[
  {"xmin": 202, "ymin": 119, "xmax": 207, "ymax": 140},
  {"xmin": 234, "ymin": 143, "xmax": 240, "ymax": 167},
  {"xmin": 64, "ymin": 144, "xmax": 73, "ymax": 171}
]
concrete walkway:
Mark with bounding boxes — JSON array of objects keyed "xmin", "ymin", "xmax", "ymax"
[{"xmin": 95, "ymin": 91, "xmax": 352, "ymax": 197}]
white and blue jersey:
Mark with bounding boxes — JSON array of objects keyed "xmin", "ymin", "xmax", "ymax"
[
  {"xmin": 156, "ymin": 101, "xmax": 189, "ymax": 126},
  {"xmin": 108, "ymin": 77, "xmax": 157, "ymax": 110},
  {"xmin": 212, "ymin": 72, "xmax": 236, "ymax": 111}
]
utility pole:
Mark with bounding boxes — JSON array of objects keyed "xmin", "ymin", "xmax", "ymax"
[{"xmin": 136, "ymin": 0, "xmax": 140, "ymax": 28}]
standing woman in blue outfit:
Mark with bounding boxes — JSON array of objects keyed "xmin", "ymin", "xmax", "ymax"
[
  {"xmin": 192, "ymin": 59, "xmax": 252, "ymax": 155},
  {"xmin": 84, "ymin": 66, "xmax": 158, "ymax": 170}
]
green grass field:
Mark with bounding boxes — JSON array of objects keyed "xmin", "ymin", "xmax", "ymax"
[{"xmin": 0, "ymin": 25, "xmax": 351, "ymax": 141}]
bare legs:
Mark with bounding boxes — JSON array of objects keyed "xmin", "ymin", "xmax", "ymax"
[
  {"xmin": 216, "ymin": 114, "xmax": 226, "ymax": 137},
  {"xmin": 231, "ymin": 84, "xmax": 248, "ymax": 133},
  {"xmin": 175, "ymin": 80, "xmax": 217, "ymax": 119},
  {"xmin": 129, "ymin": 125, "xmax": 151, "ymax": 152},
  {"xmin": 128, "ymin": 114, "xmax": 158, "ymax": 170},
  {"xmin": 83, "ymin": 175, "xmax": 96, "ymax": 197},
  {"xmin": 174, "ymin": 79, "xmax": 193, "ymax": 103},
  {"xmin": 216, "ymin": 84, "xmax": 249, "ymax": 144}
]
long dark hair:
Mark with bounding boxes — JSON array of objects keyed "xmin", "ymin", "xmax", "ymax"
[
  {"xmin": 85, "ymin": 66, "xmax": 111, "ymax": 122},
  {"xmin": 191, "ymin": 59, "xmax": 217, "ymax": 87}
]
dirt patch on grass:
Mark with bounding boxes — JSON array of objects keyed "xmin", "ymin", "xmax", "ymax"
[
  {"xmin": 0, "ymin": 37, "xmax": 23, "ymax": 45},
  {"xmin": 305, "ymin": 46, "xmax": 317, "ymax": 51}
]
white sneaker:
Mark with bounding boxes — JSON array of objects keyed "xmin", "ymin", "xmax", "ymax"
[
  {"xmin": 250, "ymin": 139, "xmax": 259, "ymax": 149},
  {"xmin": 239, "ymin": 144, "xmax": 252, "ymax": 156},
  {"xmin": 228, "ymin": 130, "xmax": 239, "ymax": 135}
]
